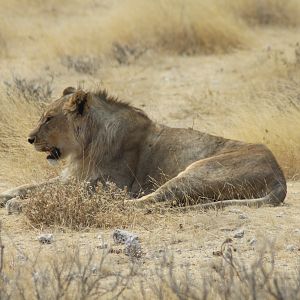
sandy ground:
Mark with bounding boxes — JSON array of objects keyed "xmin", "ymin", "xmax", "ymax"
[{"xmin": 0, "ymin": 181, "xmax": 299, "ymax": 285}]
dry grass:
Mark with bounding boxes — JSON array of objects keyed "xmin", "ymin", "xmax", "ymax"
[
  {"xmin": 103, "ymin": 0, "xmax": 250, "ymax": 56},
  {"xmin": 0, "ymin": 81, "xmax": 58, "ymax": 186},
  {"xmin": 1, "ymin": 0, "xmax": 300, "ymax": 61},
  {"xmin": 223, "ymin": 46, "xmax": 300, "ymax": 178},
  {"xmin": 24, "ymin": 180, "xmax": 150, "ymax": 230},
  {"xmin": 1, "ymin": 235, "xmax": 300, "ymax": 299},
  {"xmin": 225, "ymin": 82, "xmax": 300, "ymax": 179},
  {"xmin": 224, "ymin": 0, "xmax": 300, "ymax": 26},
  {"xmin": 182, "ymin": 44, "xmax": 300, "ymax": 179},
  {"xmin": 0, "ymin": 243, "xmax": 136, "ymax": 299}
]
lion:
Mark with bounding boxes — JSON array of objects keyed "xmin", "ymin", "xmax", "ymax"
[{"xmin": 0, "ymin": 87, "xmax": 287, "ymax": 211}]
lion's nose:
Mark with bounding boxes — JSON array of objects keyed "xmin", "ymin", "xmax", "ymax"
[{"xmin": 28, "ymin": 137, "xmax": 36, "ymax": 144}]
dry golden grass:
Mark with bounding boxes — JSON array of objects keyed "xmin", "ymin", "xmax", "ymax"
[
  {"xmin": 223, "ymin": 47, "xmax": 300, "ymax": 178},
  {"xmin": 1, "ymin": 0, "xmax": 300, "ymax": 61},
  {"xmin": 224, "ymin": 82, "xmax": 300, "ymax": 179},
  {"xmin": 224, "ymin": 0, "xmax": 300, "ymax": 26},
  {"xmin": 103, "ymin": 0, "xmax": 250, "ymax": 56},
  {"xmin": 0, "ymin": 81, "xmax": 58, "ymax": 186}
]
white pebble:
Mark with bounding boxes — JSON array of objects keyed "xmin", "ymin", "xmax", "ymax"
[
  {"xmin": 37, "ymin": 234, "xmax": 54, "ymax": 244},
  {"xmin": 233, "ymin": 229, "xmax": 244, "ymax": 238},
  {"xmin": 286, "ymin": 244, "xmax": 298, "ymax": 252},
  {"xmin": 239, "ymin": 214, "xmax": 248, "ymax": 220}
]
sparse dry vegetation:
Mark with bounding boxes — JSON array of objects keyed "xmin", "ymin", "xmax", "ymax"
[
  {"xmin": 24, "ymin": 180, "xmax": 147, "ymax": 230},
  {"xmin": 224, "ymin": 0, "xmax": 300, "ymax": 26},
  {"xmin": 1, "ymin": 0, "xmax": 300, "ymax": 298},
  {"xmin": 1, "ymin": 235, "xmax": 300, "ymax": 299},
  {"xmin": 103, "ymin": 0, "xmax": 250, "ymax": 56},
  {"xmin": 1, "ymin": 0, "xmax": 300, "ymax": 61},
  {"xmin": 61, "ymin": 55, "xmax": 100, "ymax": 75}
]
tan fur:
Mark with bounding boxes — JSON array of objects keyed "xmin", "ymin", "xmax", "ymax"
[{"xmin": 0, "ymin": 87, "xmax": 287, "ymax": 210}]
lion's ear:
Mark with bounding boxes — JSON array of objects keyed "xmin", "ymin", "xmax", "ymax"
[
  {"xmin": 62, "ymin": 86, "xmax": 76, "ymax": 96},
  {"xmin": 63, "ymin": 90, "xmax": 89, "ymax": 116}
]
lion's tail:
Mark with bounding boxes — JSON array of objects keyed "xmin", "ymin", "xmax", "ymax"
[{"xmin": 178, "ymin": 181, "xmax": 287, "ymax": 211}]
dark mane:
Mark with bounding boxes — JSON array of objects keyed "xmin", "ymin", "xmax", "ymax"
[{"xmin": 94, "ymin": 89, "xmax": 149, "ymax": 119}]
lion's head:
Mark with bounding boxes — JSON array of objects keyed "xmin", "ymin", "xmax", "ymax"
[
  {"xmin": 28, "ymin": 87, "xmax": 90, "ymax": 165},
  {"xmin": 28, "ymin": 86, "xmax": 151, "ymax": 180}
]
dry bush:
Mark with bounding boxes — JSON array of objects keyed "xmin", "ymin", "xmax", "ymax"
[
  {"xmin": 24, "ymin": 180, "xmax": 150, "ymax": 230},
  {"xmin": 224, "ymin": 0, "xmax": 300, "ymax": 26},
  {"xmin": 1, "ymin": 232, "xmax": 300, "ymax": 299},
  {"xmin": 133, "ymin": 240, "xmax": 300, "ymax": 299},
  {"xmin": 61, "ymin": 55, "xmax": 101, "ymax": 75},
  {"xmin": 0, "ymin": 245, "xmax": 136, "ymax": 299},
  {"xmin": 4, "ymin": 75, "xmax": 53, "ymax": 102}
]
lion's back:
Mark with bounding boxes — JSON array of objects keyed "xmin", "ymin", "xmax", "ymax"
[{"xmin": 133, "ymin": 126, "xmax": 244, "ymax": 192}]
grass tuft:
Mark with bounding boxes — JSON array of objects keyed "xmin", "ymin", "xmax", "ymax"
[{"xmin": 24, "ymin": 180, "xmax": 148, "ymax": 230}]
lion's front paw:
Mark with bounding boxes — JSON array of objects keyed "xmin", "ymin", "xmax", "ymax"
[
  {"xmin": 6, "ymin": 197, "xmax": 24, "ymax": 215},
  {"xmin": 0, "ymin": 192, "xmax": 16, "ymax": 207}
]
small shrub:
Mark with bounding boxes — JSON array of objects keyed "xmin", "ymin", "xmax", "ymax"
[
  {"xmin": 4, "ymin": 75, "xmax": 53, "ymax": 102},
  {"xmin": 61, "ymin": 55, "xmax": 100, "ymax": 75},
  {"xmin": 112, "ymin": 43, "xmax": 146, "ymax": 64},
  {"xmin": 24, "ymin": 180, "xmax": 149, "ymax": 230}
]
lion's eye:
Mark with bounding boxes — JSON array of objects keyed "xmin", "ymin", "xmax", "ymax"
[{"xmin": 45, "ymin": 116, "xmax": 53, "ymax": 123}]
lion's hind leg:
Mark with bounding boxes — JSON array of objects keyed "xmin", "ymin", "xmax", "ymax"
[{"xmin": 128, "ymin": 147, "xmax": 286, "ymax": 209}]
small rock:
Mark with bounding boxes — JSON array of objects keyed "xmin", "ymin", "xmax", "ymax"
[
  {"xmin": 249, "ymin": 238, "xmax": 257, "ymax": 246},
  {"xmin": 37, "ymin": 234, "xmax": 54, "ymax": 244},
  {"xmin": 286, "ymin": 244, "xmax": 298, "ymax": 252},
  {"xmin": 276, "ymin": 212, "xmax": 284, "ymax": 218},
  {"xmin": 113, "ymin": 229, "xmax": 138, "ymax": 244},
  {"xmin": 228, "ymin": 208, "xmax": 242, "ymax": 214},
  {"xmin": 112, "ymin": 229, "xmax": 142, "ymax": 258},
  {"xmin": 294, "ymin": 229, "xmax": 300, "ymax": 234},
  {"xmin": 239, "ymin": 214, "xmax": 248, "ymax": 220},
  {"xmin": 233, "ymin": 229, "xmax": 244, "ymax": 238}
]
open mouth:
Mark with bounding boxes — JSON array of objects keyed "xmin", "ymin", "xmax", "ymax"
[{"xmin": 46, "ymin": 147, "xmax": 61, "ymax": 160}]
